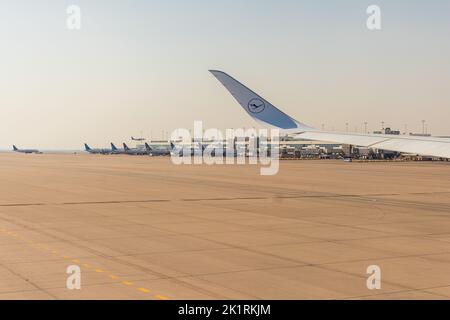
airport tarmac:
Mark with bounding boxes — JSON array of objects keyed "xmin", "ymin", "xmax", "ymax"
[{"xmin": 0, "ymin": 153, "xmax": 449, "ymax": 300}]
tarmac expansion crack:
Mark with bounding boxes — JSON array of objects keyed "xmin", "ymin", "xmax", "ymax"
[{"xmin": 1, "ymin": 190, "xmax": 450, "ymax": 208}]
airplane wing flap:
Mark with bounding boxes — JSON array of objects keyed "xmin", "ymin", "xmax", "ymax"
[
  {"xmin": 296, "ymin": 131, "xmax": 450, "ymax": 158},
  {"xmin": 372, "ymin": 138, "xmax": 450, "ymax": 158}
]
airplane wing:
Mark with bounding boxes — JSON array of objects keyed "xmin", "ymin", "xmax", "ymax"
[
  {"xmin": 297, "ymin": 131, "xmax": 450, "ymax": 159},
  {"xmin": 209, "ymin": 70, "xmax": 450, "ymax": 159}
]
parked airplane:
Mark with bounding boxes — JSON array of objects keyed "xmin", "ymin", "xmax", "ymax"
[
  {"xmin": 144, "ymin": 143, "xmax": 171, "ymax": 156},
  {"xmin": 12, "ymin": 145, "xmax": 42, "ymax": 154},
  {"xmin": 84, "ymin": 143, "xmax": 111, "ymax": 154},
  {"xmin": 170, "ymin": 141, "xmax": 199, "ymax": 157},
  {"xmin": 123, "ymin": 143, "xmax": 146, "ymax": 155},
  {"xmin": 170, "ymin": 142, "xmax": 182, "ymax": 156},
  {"xmin": 131, "ymin": 136, "xmax": 145, "ymax": 142},
  {"xmin": 110, "ymin": 143, "xmax": 126, "ymax": 154},
  {"xmin": 193, "ymin": 141, "xmax": 226, "ymax": 157},
  {"xmin": 210, "ymin": 70, "xmax": 450, "ymax": 159}
]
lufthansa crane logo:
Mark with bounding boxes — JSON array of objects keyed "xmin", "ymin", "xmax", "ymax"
[{"xmin": 247, "ymin": 98, "xmax": 266, "ymax": 114}]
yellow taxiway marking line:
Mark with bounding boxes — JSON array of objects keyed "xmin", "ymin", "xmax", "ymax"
[{"xmin": 0, "ymin": 227, "xmax": 169, "ymax": 300}]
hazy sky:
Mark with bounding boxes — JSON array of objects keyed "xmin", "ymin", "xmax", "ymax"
[{"xmin": 0, "ymin": 0, "xmax": 449, "ymax": 149}]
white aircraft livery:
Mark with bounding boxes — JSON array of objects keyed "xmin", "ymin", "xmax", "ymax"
[
  {"xmin": 13, "ymin": 145, "xmax": 42, "ymax": 154},
  {"xmin": 209, "ymin": 70, "xmax": 450, "ymax": 159}
]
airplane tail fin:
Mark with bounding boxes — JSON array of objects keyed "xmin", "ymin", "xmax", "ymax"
[
  {"xmin": 209, "ymin": 70, "xmax": 314, "ymax": 131},
  {"xmin": 84, "ymin": 143, "xmax": 91, "ymax": 151},
  {"xmin": 123, "ymin": 143, "xmax": 130, "ymax": 151},
  {"xmin": 111, "ymin": 143, "xmax": 117, "ymax": 151},
  {"xmin": 13, "ymin": 145, "xmax": 18, "ymax": 151},
  {"xmin": 170, "ymin": 142, "xmax": 175, "ymax": 150},
  {"xmin": 145, "ymin": 143, "xmax": 152, "ymax": 151}
]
